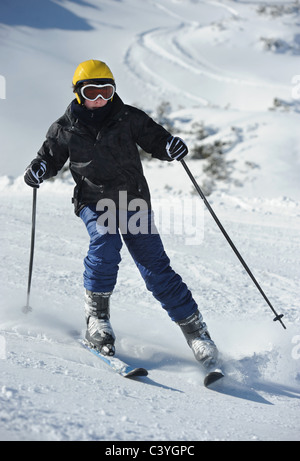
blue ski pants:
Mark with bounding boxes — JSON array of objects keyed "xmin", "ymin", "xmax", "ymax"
[{"xmin": 79, "ymin": 204, "xmax": 197, "ymax": 322}]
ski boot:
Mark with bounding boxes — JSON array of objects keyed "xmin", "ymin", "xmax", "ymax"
[
  {"xmin": 84, "ymin": 290, "xmax": 115, "ymax": 356},
  {"xmin": 177, "ymin": 310, "xmax": 218, "ymax": 368}
]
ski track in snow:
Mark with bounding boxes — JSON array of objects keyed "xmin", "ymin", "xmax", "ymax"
[
  {"xmin": 1, "ymin": 0, "xmax": 300, "ymax": 442},
  {"xmin": 124, "ymin": 0, "xmax": 291, "ymax": 111}
]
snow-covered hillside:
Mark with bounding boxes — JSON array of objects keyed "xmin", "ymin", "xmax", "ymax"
[{"xmin": 0, "ymin": 0, "xmax": 300, "ymax": 442}]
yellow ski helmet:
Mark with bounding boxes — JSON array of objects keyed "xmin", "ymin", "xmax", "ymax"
[{"xmin": 72, "ymin": 59, "xmax": 115, "ymax": 104}]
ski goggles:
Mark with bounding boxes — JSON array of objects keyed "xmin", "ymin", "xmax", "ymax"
[{"xmin": 80, "ymin": 83, "xmax": 115, "ymax": 101}]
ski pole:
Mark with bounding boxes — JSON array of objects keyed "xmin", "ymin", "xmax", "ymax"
[
  {"xmin": 180, "ymin": 159, "xmax": 286, "ymax": 330},
  {"xmin": 22, "ymin": 188, "xmax": 37, "ymax": 314}
]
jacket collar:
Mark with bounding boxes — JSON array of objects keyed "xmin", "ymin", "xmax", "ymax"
[{"xmin": 67, "ymin": 93, "xmax": 125, "ymax": 127}]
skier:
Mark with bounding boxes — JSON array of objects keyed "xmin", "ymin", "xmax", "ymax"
[{"xmin": 24, "ymin": 59, "xmax": 218, "ymax": 369}]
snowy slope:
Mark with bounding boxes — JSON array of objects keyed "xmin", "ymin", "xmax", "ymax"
[{"xmin": 0, "ymin": 0, "xmax": 300, "ymax": 441}]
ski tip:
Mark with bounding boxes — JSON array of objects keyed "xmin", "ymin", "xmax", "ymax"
[
  {"xmin": 204, "ymin": 370, "xmax": 224, "ymax": 388},
  {"xmin": 125, "ymin": 368, "xmax": 148, "ymax": 378}
]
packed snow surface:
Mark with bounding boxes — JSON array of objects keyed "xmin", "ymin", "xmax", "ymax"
[{"xmin": 0, "ymin": 0, "xmax": 300, "ymax": 441}]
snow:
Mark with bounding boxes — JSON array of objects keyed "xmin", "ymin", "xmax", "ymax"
[{"xmin": 0, "ymin": 0, "xmax": 300, "ymax": 442}]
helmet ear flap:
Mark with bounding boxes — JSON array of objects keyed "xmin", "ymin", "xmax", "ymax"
[
  {"xmin": 75, "ymin": 91, "xmax": 82, "ymax": 104},
  {"xmin": 73, "ymin": 83, "xmax": 84, "ymax": 105}
]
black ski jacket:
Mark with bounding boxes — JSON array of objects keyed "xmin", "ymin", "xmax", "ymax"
[{"xmin": 34, "ymin": 94, "xmax": 172, "ymax": 215}]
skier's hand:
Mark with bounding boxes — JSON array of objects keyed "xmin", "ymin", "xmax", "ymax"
[
  {"xmin": 166, "ymin": 136, "xmax": 188, "ymax": 161},
  {"xmin": 24, "ymin": 159, "xmax": 47, "ymax": 188}
]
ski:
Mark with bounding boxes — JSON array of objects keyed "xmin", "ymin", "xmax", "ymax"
[
  {"xmin": 80, "ymin": 340, "xmax": 148, "ymax": 378},
  {"xmin": 204, "ymin": 367, "xmax": 224, "ymax": 387},
  {"xmin": 81, "ymin": 339, "xmax": 223, "ymax": 385}
]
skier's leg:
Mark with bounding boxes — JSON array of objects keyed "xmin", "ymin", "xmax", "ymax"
[
  {"xmin": 80, "ymin": 204, "xmax": 122, "ymax": 292},
  {"xmin": 122, "ymin": 209, "xmax": 197, "ymax": 322},
  {"xmin": 122, "ymin": 209, "xmax": 218, "ymax": 366},
  {"xmin": 80, "ymin": 205, "xmax": 121, "ymax": 355}
]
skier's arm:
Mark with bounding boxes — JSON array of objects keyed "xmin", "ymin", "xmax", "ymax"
[
  {"xmin": 36, "ymin": 122, "xmax": 69, "ymax": 179},
  {"xmin": 134, "ymin": 109, "xmax": 188, "ymax": 161},
  {"xmin": 133, "ymin": 109, "xmax": 172, "ymax": 160},
  {"xmin": 24, "ymin": 122, "xmax": 69, "ymax": 187}
]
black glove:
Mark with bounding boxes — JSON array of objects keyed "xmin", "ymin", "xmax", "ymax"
[
  {"xmin": 166, "ymin": 136, "xmax": 188, "ymax": 161},
  {"xmin": 24, "ymin": 159, "xmax": 47, "ymax": 188}
]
